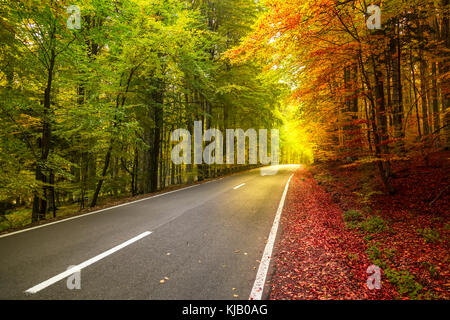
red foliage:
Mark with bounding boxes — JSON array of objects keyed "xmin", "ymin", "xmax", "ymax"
[
  {"xmin": 270, "ymin": 151, "xmax": 449, "ymax": 300},
  {"xmin": 269, "ymin": 169, "xmax": 397, "ymax": 300}
]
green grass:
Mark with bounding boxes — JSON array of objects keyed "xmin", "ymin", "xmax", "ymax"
[
  {"xmin": 346, "ymin": 210, "xmax": 424, "ymax": 299},
  {"xmin": 0, "ymin": 208, "xmax": 31, "ymax": 233},
  {"xmin": 0, "ymin": 202, "xmax": 83, "ymax": 233},
  {"xmin": 417, "ymin": 228, "xmax": 441, "ymax": 243},
  {"xmin": 365, "ymin": 242, "xmax": 425, "ymax": 299},
  {"xmin": 343, "ymin": 209, "xmax": 364, "ymax": 229},
  {"xmin": 385, "ymin": 268, "xmax": 423, "ymax": 300},
  {"xmin": 346, "ymin": 252, "xmax": 359, "ymax": 262},
  {"xmin": 365, "ymin": 242, "xmax": 396, "ymax": 269},
  {"xmin": 360, "ymin": 215, "xmax": 387, "ymax": 234},
  {"xmin": 352, "ymin": 182, "xmax": 383, "ymax": 206},
  {"xmin": 343, "ymin": 209, "xmax": 387, "ymax": 234}
]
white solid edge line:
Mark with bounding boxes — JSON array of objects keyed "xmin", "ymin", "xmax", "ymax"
[
  {"xmin": 24, "ymin": 231, "xmax": 152, "ymax": 294},
  {"xmin": 249, "ymin": 174, "xmax": 294, "ymax": 300},
  {"xmin": 233, "ymin": 183, "xmax": 246, "ymax": 190},
  {"xmin": 0, "ymin": 179, "xmax": 223, "ymax": 239}
]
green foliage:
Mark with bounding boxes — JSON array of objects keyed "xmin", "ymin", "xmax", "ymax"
[
  {"xmin": 362, "ymin": 206, "xmax": 372, "ymax": 213},
  {"xmin": 360, "ymin": 215, "xmax": 387, "ymax": 234},
  {"xmin": 346, "ymin": 252, "xmax": 359, "ymax": 262},
  {"xmin": 363, "ymin": 234, "xmax": 374, "ymax": 241},
  {"xmin": 417, "ymin": 228, "xmax": 441, "ymax": 243},
  {"xmin": 0, "ymin": 208, "xmax": 31, "ymax": 233},
  {"xmin": 365, "ymin": 242, "xmax": 396, "ymax": 269},
  {"xmin": 343, "ymin": 209, "xmax": 364, "ymax": 229},
  {"xmin": 385, "ymin": 269, "xmax": 423, "ymax": 300},
  {"xmin": 366, "ymin": 242, "xmax": 423, "ymax": 299},
  {"xmin": 344, "ymin": 209, "xmax": 387, "ymax": 234},
  {"xmin": 352, "ymin": 182, "xmax": 383, "ymax": 206},
  {"xmin": 0, "ymin": 0, "xmax": 290, "ymax": 227},
  {"xmin": 344, "ymin": 209, "xmax": 364, "ymax": 221}
]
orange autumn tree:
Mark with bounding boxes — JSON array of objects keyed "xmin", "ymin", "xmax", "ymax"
[{"xmin": 227, "ymin": 0, "xmax": 450, "ymax": 193}]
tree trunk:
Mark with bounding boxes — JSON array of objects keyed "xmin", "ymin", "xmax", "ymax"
[
  {"xmin": 391, "ymin": 21, "xmax": 404, "ymax": 153},
  {"xmin": 419, "ymin": 22, "xmax": 430, "ymax": 136},
  {"xmin": 32, "ymin": 49, "xmax": 55, "ymax": 222},
  {"xmin": 371, "ymin": 54, "xmax": 394, "ymax": 193},
  {"xmin": 149, "ymin": 79, "xmax": 164, "ymax": 193},
  {"xmin": 432, "ymin": 62, "xmax": 440, "ymax": 139}
]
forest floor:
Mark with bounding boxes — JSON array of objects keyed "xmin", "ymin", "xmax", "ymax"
[{"xmin": 269, "ymin": 151, "xmax": 449, "ymax": 300}]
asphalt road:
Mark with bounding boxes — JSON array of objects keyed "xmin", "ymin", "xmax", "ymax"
[{"xmin": 0, "ymin": 165, "xmax": 298, "ymax": 300}]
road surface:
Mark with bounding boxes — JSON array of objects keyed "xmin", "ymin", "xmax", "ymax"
[{"xmin": 0, "ymin": 165, "xmax": 298, "ymax": 300}]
